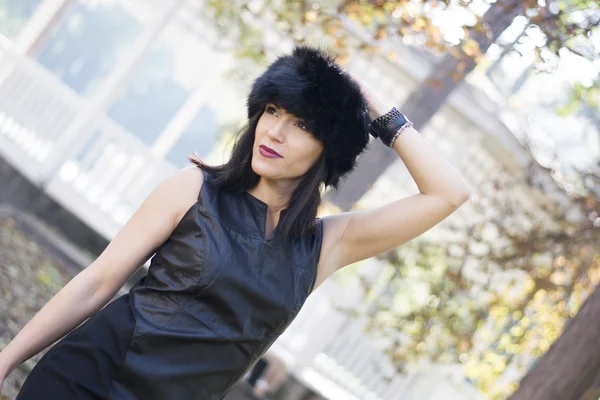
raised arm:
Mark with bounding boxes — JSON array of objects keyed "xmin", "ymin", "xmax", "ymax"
[{"xmin": 315, "ymin": 83, "xmax": 470, "ymax": 288}]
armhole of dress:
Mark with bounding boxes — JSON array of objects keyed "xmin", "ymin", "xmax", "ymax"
[
  {"xmin": 171, "ymin": 167, "xmax": 209, "ymax": 238},
  {"xmin": 314, "ymin": 218, "xmax": 324, "ymax": 264},
  {"xmin": 308, "ymin": 218, "xmax": 324, "ymax": 293},
  {"xmin": 196, "ymin": 166, "xmax": 210, "ymax": 202}
]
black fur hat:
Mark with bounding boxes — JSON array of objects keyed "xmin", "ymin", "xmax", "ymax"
[{"xmin": 247, "ymin": 45, "xmax": 371, "ymax": 188}]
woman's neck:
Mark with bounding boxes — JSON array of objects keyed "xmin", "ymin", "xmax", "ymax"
[{"xmin": 247, "ymin": 178, "xmax": 295, "ymax": 213}]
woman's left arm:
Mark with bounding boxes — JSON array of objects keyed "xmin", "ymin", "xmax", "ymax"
[{"xmin": 318, "ymin": 84, "xmax": 471, "ymax": 277}]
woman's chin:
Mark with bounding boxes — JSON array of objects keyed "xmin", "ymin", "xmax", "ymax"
[{"xmin": 251, "ymin": 160, "xmax": 279, "ymax": 179}]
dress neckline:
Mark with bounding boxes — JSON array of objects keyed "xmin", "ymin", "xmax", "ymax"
[
  {"xmin": 242, "ymin": 191, "xmax": 288, "ymax": 241},
  {"xmin": 199, "ymin": 168, "xmax": 287, "ymax": 241}
]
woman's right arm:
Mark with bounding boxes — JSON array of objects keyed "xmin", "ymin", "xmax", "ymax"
[{"xmin": 0, "ymin": 166, "xmax": 203, "ymax": 381}]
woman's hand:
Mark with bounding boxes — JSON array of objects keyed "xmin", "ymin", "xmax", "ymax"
[
  {"xmin": 188, "ymin": 151, "xmax": 202, "ymax": 165},
  {"xmin": 347, "ymin": 72, "xmax": 390, "ymax": 120}
]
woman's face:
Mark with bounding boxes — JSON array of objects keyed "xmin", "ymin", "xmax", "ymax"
[{"xmin": 252, "ymin": 103, "xmax": 324, "ymax": 185}]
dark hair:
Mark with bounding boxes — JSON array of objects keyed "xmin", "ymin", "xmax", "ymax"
[{"xmin": 191, "ymin": 107, "xmax": 327, "ymax": 238}]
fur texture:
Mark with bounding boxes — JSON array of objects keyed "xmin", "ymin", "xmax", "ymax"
[{"xmin": 247, "ymin": 45, "xmax": 371, "ymax": 188}]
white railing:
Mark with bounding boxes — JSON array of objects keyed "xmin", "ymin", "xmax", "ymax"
[
  {"xmin": 270, "ymin": 274, "xmax": 413, "ymax": 400},
  {"xmin": 43, "ymin": 115, "xmax": 175, "ymax": 238},
  {"xmin": 0, "ymin": 41, "xmax": 176, "ymax": 239},
  {"xmin": 0, "ymin": 35, "xmax": 85, "ymax": 176},
  {"xmin": 0, "ymin": 48, "xmax": 86, "ymax": 168},
  {"xmin": 311, "ymin": 321, "xmax": 409, "ymax": 400}
]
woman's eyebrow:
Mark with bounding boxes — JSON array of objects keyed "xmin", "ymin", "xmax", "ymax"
[
  {"xmin": 270, "ymin": 104, "xmax": 303, "ymax": 120},
  {"xmin": 274, "ymin": 105, "xmax": 287, "ymax": 114}
]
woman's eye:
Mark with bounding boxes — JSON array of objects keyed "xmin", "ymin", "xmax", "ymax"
[
  {"xmin": 297, "ymin": 121, "xmax": 308, "ymax": 130},
  {"xmin": 267, "ymin": 106, "xmax": 277, "ymax": 115}
]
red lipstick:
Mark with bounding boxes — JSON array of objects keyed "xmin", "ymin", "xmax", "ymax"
[{"xmin": 259, "ymin": 145, "xmax": 282, "ymax": 158}]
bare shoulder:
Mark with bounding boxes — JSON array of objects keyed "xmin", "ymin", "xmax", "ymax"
[
  {"xmin": 169, "ymin": 166, "xmax": 204, "ymax": 194},
  {"xmin": 165, "ymin": 166, "xmax": 205, "ymax": 225},
  {"xmin": 91, "ymin": 166, "xmax": 205, "ymax": 299},
  {"xmin": 145, "ymin": 166, "xmax": 205, "ymax": 229}
]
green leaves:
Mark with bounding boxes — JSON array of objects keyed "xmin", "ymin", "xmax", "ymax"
[
  {"xmin": 557, "ymin": 78, "xmax": 600, "ymax": 120},
  {"xmin": 329, "ymin": 165, "xmax": 600, "ymax": 398}
]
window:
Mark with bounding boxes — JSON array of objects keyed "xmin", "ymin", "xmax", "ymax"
[
  {"xmin": 0, "ymin": 0, "xmax": 42, "ymax": 39},
  {"xmin": 166, "ymin": 106, "xmax": 219, "ymax": 168},
  {"xmin": 34, "ymin": 2, "xmax": 142, "ymax": 97}
]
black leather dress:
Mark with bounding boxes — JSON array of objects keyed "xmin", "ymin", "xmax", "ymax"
[{"xmin": 16, "ymin": 168, "xmax": 323, "ymax": 400}]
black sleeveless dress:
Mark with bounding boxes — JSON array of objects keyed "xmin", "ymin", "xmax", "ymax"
[{"xmin": 16, "ymin": 169, "xmax": 323, "ymax": 400}]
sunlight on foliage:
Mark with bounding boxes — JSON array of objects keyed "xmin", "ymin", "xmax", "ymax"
[{"xmin": 345, "ymin": 167, "xmax": 600, "ymax": 398}]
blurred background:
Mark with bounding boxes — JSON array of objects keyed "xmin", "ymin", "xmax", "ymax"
[{"xmin": 0, "ymin": 0, "xmax": 598, "ymax": 399}]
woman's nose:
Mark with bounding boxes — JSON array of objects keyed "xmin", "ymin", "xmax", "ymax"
[{"xmin": 267, "ymin": 120, "xmax": 286, "ymax": 141}]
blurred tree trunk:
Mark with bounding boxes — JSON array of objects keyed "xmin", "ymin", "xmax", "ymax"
[
  {"xmin": 325, "ymin": 0, "xmax": 524, "ymax": 210},
  {"xmin": 508, "ymin": 285, "xmax": 600, "ymax": 400}
]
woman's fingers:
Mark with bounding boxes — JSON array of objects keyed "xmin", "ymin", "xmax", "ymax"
[{"xmin": 188, "ymin": 151, "xmax": 201, "ymax": 164}]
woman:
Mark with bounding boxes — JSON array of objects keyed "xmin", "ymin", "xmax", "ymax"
[{"xmin": 0, "ymin": 45, "xmax": 470, "ymax": 399}]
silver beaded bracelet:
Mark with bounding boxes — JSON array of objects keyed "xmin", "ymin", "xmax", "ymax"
[{"xmin": 389, "ymin": 120, "xmax": 413, "ymax": 148}]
